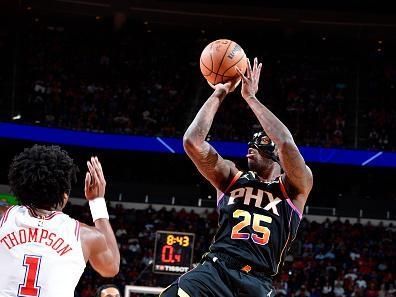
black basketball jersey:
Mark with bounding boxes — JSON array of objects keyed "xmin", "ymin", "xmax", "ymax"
[{"xmin": 209, "ymin": 171, "xmax": 302, "ymax": 276}]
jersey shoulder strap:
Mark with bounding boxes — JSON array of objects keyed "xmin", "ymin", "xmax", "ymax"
[{"xmin": 0, "ymin": 206, "xmax": 17, "ymax": 228}]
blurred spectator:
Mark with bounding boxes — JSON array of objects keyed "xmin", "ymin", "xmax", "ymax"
[
  {"xmin": 0, "ymin": 201, "xmax": 8, "ymax": 214},
  {"xmin": 95, "ymin": 284, "xmax": 121, "ymax": 297},
  {"xmin": 295, "ymin": 285, "xmax": 310, "ymax": 297},
  {"xmin": 322, "ymin": 281, "xmax": 333, "ymax": 296}
]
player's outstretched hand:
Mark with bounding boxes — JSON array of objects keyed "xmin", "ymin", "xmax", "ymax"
[
  {"xmin": 85, "ymin": 156, "xmax": 106, "ymax": 200},
  {"xmin": 236, "ymin": 57, "xmax": 262, "ymax": 100},
  {"xmin": 207, "ymin": 76, "xmax": 241, "ymax": 95}
]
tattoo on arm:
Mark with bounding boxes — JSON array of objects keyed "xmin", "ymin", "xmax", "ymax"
[
  {"xmin": 245, "ymin": 96, "xmax": 312, "ymax": 197},
  {"xmin": 184, "ymin": 89, "xmax": 237, "ymax": 191}
]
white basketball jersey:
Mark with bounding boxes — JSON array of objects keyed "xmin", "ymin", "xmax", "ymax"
[{"xmin": 0, "ymin": 206, "xmax": 86, "ymax": 297}]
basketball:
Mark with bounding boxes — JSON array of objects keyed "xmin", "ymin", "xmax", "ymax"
[{"xmin": 200, "ymin": 39, "xmax": 247, "ymax": 85}]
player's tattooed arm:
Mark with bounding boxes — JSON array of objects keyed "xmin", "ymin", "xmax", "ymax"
[
  {"xmin": 237, "ymin": 58, "xmax": 313, "ymax": 209},
  {"xmin": 183, "ymin": 81, "xmax": 239, "ymax": 191}
]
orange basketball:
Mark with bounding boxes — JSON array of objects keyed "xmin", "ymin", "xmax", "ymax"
[{"xmin": 200, "ymin": 39, "xmax": 247, "ymax": 85}]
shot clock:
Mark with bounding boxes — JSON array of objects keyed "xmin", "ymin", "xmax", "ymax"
[{"xmin": 153, "ymin": 231, "xmax": 195, "ymax": 274}]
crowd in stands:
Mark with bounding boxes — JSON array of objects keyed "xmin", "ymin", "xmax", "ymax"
[
  {"xmin": 363, "ymin": 58, "xmax": 396, "ymax": 151},
  {"xmin": 19, "ymin": 21, "xmax": 196, "ymax": 138},
  {"xmin": 61, "ymin": 202, "xmax": 396, "ymax": 297},
  {"xmin": 274, "ymin": 217, "xmax": 395, "ymax": 297},
  {"xmin": 11, "ymin": 16, "xmax": 395, "ymax": 150}
]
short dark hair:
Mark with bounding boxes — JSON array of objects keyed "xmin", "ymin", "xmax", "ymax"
[
  {"xmin": 8, "ymin": 145, "xmax": 78, "ymax": 209},
  {"xmin": 95, "ymin": 284, "xmax": 120, "ymax": 297}
]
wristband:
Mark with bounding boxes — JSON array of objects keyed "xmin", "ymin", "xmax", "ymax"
[{"xmin": 89, "ymin": 197, "xmax": 109, "ymax": 222}]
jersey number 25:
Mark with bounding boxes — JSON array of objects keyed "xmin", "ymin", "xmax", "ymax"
[{"xmin": 231, "ymin": 209, "xmax": 272, "ymax": 245}]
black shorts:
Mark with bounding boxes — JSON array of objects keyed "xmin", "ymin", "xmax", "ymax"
[{"xmin": 160, "ymin": 254, "xmax": 275, "ymax": 297}]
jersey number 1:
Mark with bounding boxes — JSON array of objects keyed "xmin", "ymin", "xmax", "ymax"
[
  {"xmin": 231, "ymin": 209, "xmax": 272, "ymax": 245},
  {"xmin": 18, "ymin": 255, "xmax": 41, "ymax": 297}
]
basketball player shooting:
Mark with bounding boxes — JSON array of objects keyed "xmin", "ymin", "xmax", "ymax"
[
  {"xmin": 0, "ymin": 145, "xmax": 120, "ymax": 297},
  {"xmin": 161, "ymin": 58, "xmax": 313, "ymax": 297}
]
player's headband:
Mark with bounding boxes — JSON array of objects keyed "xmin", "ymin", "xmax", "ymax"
[{"xmin": 248, "ymin": 131, "xmax": 280, "ymax": 163}]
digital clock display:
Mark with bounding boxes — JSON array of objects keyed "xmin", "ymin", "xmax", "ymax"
[{"xmin": 153, "ymin": 231, "xmax": 195, "ymax": 275}]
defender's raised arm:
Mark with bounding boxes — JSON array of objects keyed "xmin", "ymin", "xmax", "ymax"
[{"xmin": 80, "ymin": 157, "xmax": 120, "ymax": 277}]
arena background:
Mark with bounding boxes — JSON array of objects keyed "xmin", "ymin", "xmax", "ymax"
[{"xmin": 0, "ymin": 0, "xmax": 395, "ymax": 296}]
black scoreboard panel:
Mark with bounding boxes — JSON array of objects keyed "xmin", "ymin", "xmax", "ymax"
[{"xmin": 153, "ymin": 231, "xmax": 195, "ymax": 275}]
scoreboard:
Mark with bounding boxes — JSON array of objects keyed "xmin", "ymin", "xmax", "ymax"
[{"xmin": 153, "ymin": 231, "xmax": 195, "ymax": 275}]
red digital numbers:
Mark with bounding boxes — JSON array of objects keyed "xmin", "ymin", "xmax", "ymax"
[
  {"xmin": 161, "ymin": 245, "xmax": 181, "ymax": 263},
  {"xmin": 174, "ymin": 254, "xmax": 181, "ymax": 262},
  {"xmin": 18, "ymin": 255, "xmax": 41, "ymax": 297}
]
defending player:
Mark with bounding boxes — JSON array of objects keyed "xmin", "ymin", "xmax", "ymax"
[
  {"xmin": 161, "ymin": 58, "xmax": 313, "ymax": 297},
  {"xmin": 0, "ymin": 145, "xmax": 120, "ymax": 297}
]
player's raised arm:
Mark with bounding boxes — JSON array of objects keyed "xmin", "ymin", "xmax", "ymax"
[
  {"xmin": 80, "ymin": 157, "xmax": 120, "ymax": 277},
  {"xmin": 183, "ymin": 80, "xmax": 240, "ymax": 191},
  {"xmin": 236, "ymin": 58, "xmax": 313, "ymax": 211}
]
